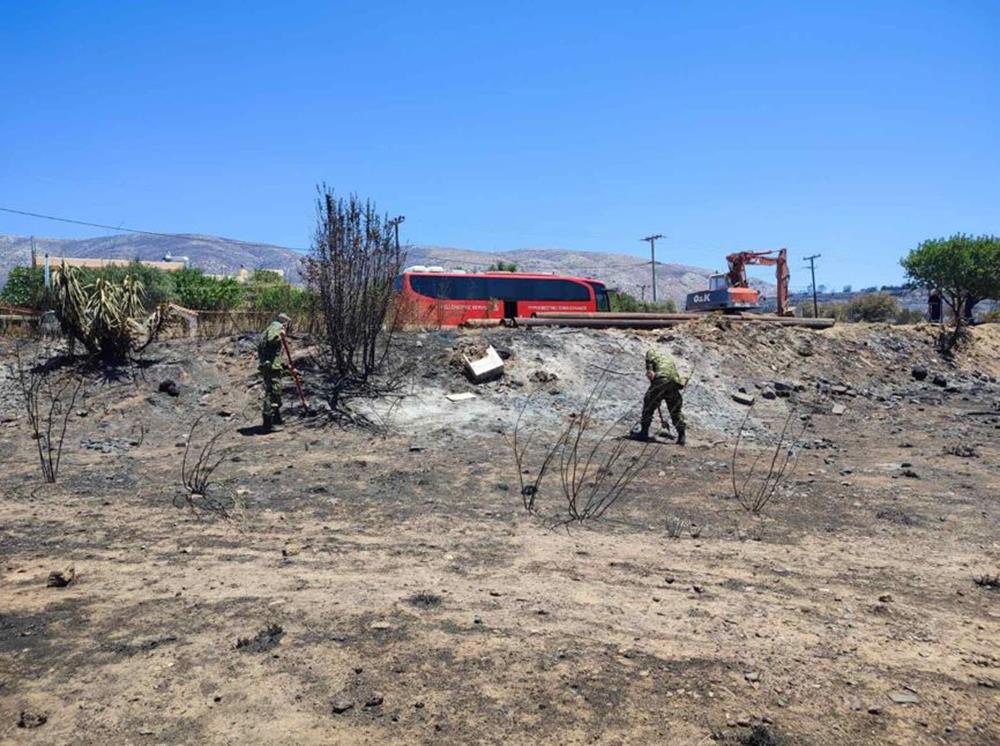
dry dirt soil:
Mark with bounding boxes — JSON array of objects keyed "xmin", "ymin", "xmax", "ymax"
[{"xmin": 1, "ymin": 321, "xmax": 999, "ymax": 745}]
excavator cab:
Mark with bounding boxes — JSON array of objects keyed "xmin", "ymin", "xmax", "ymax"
[
  {"xmin": 708, "ymin": 274, "xmax": 728, "ymax": 291},
  {"xmin": 686, "ymin": 272, "xmax": 761, "ymax": 312}
]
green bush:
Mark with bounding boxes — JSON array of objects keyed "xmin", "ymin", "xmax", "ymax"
[
  {"xmin": 94, "ymin": 262, "xmax": 176, "ymax": 308},
  {"xmin": 894, "ymin": 308, "xmax": 925, "ymax": 325},
  {"xmin": 172, "ymin": 268, "xmax": 244, "ymax": 311},
  {"xmin": 801, "ymin": 301, "xmax": 848, "ymax": 320},
  {"xmin": 487, "ymin": 261, "xmax": 518, "ymax": 272},
  {"xmin": 847, "ymin": 292, "xmax": 899, "ymax": 322},
  {"xmin": 1, "ymin": 266, "xmax": 46, "ymax": 309},
  {"xmin": 611, "ymin": 291, "xmax": 677, "ymax": 313},
  {"xmin": 243, "ymin": 270, "xmax": 315, "ymax": 313}
]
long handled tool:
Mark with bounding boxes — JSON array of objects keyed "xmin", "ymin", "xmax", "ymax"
[{"xmin": 280, "ymin": 334, "xmax": 308, "ymax": 410}]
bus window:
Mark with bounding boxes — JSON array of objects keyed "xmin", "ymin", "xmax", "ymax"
[
  {"xmin": 586, "ymin": 282, "xmax": 609, "ymax": 311},
  {"xmin": 410, "ymin": 275, "xmax": 488, "ymax": 299},
  {"xmin": 485, "ymin": 277, "xmax": 590, "ymax": 301}
]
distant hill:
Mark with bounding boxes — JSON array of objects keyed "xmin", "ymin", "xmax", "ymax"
[
  {"xmin": 0, "ymin": 233, "xmax": 306, "ymax": 285},
  {"xmin": 0, "ymin": 233, "xmax": 775, "ymax": 304}
]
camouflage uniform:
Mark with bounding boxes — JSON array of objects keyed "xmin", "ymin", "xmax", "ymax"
[
  {"xmin": 258, "ymin": 319, "xmax": 287, "ymax": 429},
  {"xmin": 640, "ymin": 347, "xmax": 686, "ymax": 443}
]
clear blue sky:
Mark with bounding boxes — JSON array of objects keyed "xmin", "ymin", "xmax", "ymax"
[{"xmin": 2, "ymin": 1, "xmax": 997, "ymax": 289}]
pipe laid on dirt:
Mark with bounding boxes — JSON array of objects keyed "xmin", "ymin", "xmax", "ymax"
[
  {"xmin": 516, "ymin": 315, "xmax": 835, "ymax": 329},
  {"xmin": 532, "ymin": 311, "xmax": 834, "ymax": 327},
  {"xmin": 515, "ymin": 317, "xmax": 687, "ymax": 329}
]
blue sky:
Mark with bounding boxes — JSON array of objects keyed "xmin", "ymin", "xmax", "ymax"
[{"xmin": 1, "ymin": 1, "xmax": 997, "ymax": 289}]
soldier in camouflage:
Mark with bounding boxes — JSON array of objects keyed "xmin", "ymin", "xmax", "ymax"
[
  {"xmin": 634, "ymin": 347, "xmax": 686, "ymax": 445},
  {"xmin": 258, "ymin": 313, "xmax": 291, "ymax": 432}
]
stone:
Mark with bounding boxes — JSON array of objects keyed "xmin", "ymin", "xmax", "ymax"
[
  {"xmin": 744, "ymin": 672, "xmax": 760, "ymax": 683},
  {"xmin": 369, "ymin": 621, "xmax": 391, "ymax": 631},
  {"xmin": 832, "ymin": 403, "xmax": 847, "ymax": 416},
  {"xmin": 364, "ymin": 692, "xmax": 384, "ymax": 708},
  {"xmin": 731, "ymin": 391, "xmax": 755, "ymax": 406},
  {"xmin": 158, "ymin": 380, "xmax": 180, "ymax": 397},
  {"xmin": 932, "ymin": 374, "xmax": 947, "ymax": 387},
  {"xmin": 761, "ymin": 388, "xmax": 776, "ymax": 400},
  {"xmin": 331, "ymin": 697, "xmax": 354, "ymax": 714},
  {"xmin": 911, "ymin": 366, "xmax": 928, "ymax": 381},
  {"xmin": 888, "ymin": 690, "xmax": 920, "ymax": 704}
]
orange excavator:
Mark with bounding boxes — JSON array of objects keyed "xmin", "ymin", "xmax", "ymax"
[{"xmin": 685, "ymin": 248, "xmax": 791, "ymax": 316}]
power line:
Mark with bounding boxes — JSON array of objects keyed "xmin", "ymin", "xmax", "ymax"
[{"xmin": 0, "ymin": 205, "xmax": 307, "ymax": 251}]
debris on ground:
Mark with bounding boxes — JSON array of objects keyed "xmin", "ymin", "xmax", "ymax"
[
  {"xmin": 46, "ymin": 568, "xmax": 75, "ymax": 588},
  {"xmin": 17, "ymin": 711, "xmax": 47, "ymax": 729},
  {"xmin": 235, "ymin": 624, "xmax": 284, "ymax": 653},
  {"xmin": 463, "ymin": 345, "xmax": 504, "ymax": 383}
]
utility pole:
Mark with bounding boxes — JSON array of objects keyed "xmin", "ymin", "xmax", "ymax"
[
  {"xmin": 639, "ymin": 285, "xmax": 648, "ymax": 301},
  {"xmin": 387, "ymin": 215, "xmax": 405, "ymax": 253},
  {"xmin": 641, "ymin": 234, "xmax": 664, "ymax": 303},
  {"xmin": 804, "ymin": 254, "xmax": 821, "ymax": 318}
]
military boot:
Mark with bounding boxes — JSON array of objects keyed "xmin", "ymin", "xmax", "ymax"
[
  {"xmin": 628, "ymin": 426, "xmax": 652, "ymax": 442},
  {"xmin": 676, "ymin": 426, "xmax": 686, "ymax": 446},
  {"xmin": 273, "ymin": 410, "xmax": 284, "ymax": 426},
  {"xmin": 261, "ymin": 414, "xmax": 283, "ymax": 434}
]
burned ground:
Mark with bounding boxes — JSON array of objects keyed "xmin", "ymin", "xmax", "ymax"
[{"xmin": 1, "ymin": 321, "xmax": 999, "ymax": 744}]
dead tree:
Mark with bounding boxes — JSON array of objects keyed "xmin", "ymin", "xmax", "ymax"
[
  {"xmin": 306, "ymin": 187, "xmax": 405, "ymax": 403},
  {"xmin": 14, "ymin": 346, "xmax": 83, "ymax": 483},
  {"xmin": 730, "ymin": 402, "xmax": 801, "ymax": 514}
]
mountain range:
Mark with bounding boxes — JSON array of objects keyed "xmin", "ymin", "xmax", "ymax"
[{"xmin": 0, "ymin": 233, "xmax": 768, "ymax": 304}]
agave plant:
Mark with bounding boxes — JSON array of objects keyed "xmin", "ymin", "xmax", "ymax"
[{"xmin": 50, "ymin": 264, "xmax": 165, "ymax": 364}]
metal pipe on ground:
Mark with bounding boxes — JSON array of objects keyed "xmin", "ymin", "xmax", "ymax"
[
  {"xmin": 516, "ymin": 314, "xmax": 835, "ymax": 329},
  {"xmin": 514, "ymin": 317, "xmax": 687, "ymax": 329}
]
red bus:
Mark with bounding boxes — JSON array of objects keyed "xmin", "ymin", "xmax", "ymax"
[{"xmin": 395, "ymin": 268, "xmax": 610, "ymax": 326}]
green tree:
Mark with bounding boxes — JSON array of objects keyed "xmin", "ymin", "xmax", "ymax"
[
  {"xmin": 487, "ymin": 261, "xmax": 518, "ymax": 272},
  {"xmin": 1, "ymin": 266, "xmax": 46, "ymax": 309},
  {"xmin": 901, "ymin": 233, "xmax": 1000, "ymax": 342}
]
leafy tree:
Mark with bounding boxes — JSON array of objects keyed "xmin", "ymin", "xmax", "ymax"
[
  {"xmin": 1, "ymin": 266, "xmax": 46, "ymax": 309},
  {"xmin": 842, "ymin": 284, "xmax": 852, "ymax": 293},
  {"xmin": 901, "ymin": 233, "xmax": 1000, "ymax": 342}
]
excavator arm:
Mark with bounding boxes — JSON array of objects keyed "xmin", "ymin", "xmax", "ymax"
[{"xmin": 725, "ymin": 248, "xmax": 790, "ymax": 316}]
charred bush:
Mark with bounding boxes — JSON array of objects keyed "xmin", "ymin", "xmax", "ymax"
[{"xmin": 14, "ymin": 345, "xmax": 83, "ymax": 483}]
